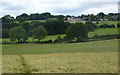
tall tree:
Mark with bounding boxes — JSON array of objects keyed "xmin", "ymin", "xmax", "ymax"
[
  {"xmin": 43, "ymin": 19, "xmax": 66, "ymax": 35},
  {"xmin": 2, "ymin": 15, "xmax": 14, "ymax": 23},
  {"xmin": 2, "ymin": 28, "xmax": 9, "ymax": 38},
  {"xmin": 97, "ymin": 12, "xmax": 105, "ymax": 19},
  {"xmin": 66, "ymin": 23, "xmax": 88, "ymax": 41},
  {"xmin": 9, "ymin": 26, "xmax": 27, "ymax": 42},
  {"xmin": 55, "ymin": 15, "xmax": 65, "ymax": 20},
  {"xmin": 32, "ymin": 26, "xmax": 47, "ymax": 42},
  {"xmin": 16, "ymin": 13, "xmax": 29, "ymax": 22}
]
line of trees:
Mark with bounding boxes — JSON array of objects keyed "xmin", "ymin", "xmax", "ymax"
[
  {"xmin": 7, "ymin": 20, "xmax": 89, "ymax": 43},
  {"xmin": 1, "ymin": 12, "xmax": 119, "ymax": 23},
  {"xmin": 77, "ymin": 12, "xmax": 119, "ymax": 21}
]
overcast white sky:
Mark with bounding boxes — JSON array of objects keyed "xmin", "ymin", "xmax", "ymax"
[{"xmin": 0, "ymin": 0, "xmax": 119, "ymax": 17}]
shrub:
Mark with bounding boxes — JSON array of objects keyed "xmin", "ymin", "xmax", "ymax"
[
  {"xmin": 109, "ymin": 24, "xmax": 115, "ymax": 28},
  {"xmin": 99, "ymin": 24, "xmax": 112, "ymax": 28},
  {"xmin": 54, "ymin": 35, "xmax": 62, "ymax": 43}
]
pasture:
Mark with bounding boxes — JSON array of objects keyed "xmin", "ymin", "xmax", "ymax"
[
  {"xmin": 69, "ymin": 21, "xmax": 119, "ymax": 26},
  {"xmin": 2, "ymin": 39, "xmax": 118, "ymax": 73},
  {"xmin": 1, "ymin": 21, "xmax": 119, "ymax": 73}
]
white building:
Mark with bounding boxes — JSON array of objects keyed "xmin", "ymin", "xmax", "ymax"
[{"xmin": 67, "ymin": 17, "xmax": 83, "ymax": 21}]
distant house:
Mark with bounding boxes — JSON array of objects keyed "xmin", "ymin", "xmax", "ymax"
[
  {"xmin": 67, "ymin": 17, "xmax": 83, "ymax": 21},
  {"xmin": 82, "ymin": 17, "xmax": 89, "ymax": 21},
  {"xmin": 111, "ymin": 16, "xmax": 118, "ymax": 21},
  {"xmin": 99, "ymin": 18, "xmax": 108, "ymax": 21}
]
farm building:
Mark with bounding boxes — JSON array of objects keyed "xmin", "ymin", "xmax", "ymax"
[{"xmin": 67, "ymin": 17, "xmax": 83, "ymax": 21}]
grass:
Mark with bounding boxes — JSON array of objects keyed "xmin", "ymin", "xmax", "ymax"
[
  {"xmin": 2, "ymin": 39, "xmax": 118, "ymax": 55},
  {"xmin": 69, "ymin": 21, "xmax": 119, "ymax": 26},
  {"xmin": 2, "ymin": 55, "xmax": 23, "ymax": 73},
  {"xmin": 2, "ymin": 39, "xmax": 118, "ymax": 73},
  {"xmin": 88, "ymin": 28, "xmax": 119, "ymax": 38},
  {"xmin": 0, "ymin": 44, "xmax": 1, "ymax": 74},
  {"xmin": 94, "ymin": 21, "xmax": 120, "ymax": 26},
  {"xmin": 22, "ymin": 52, "xmax": 118, "ymax": 73},
  {"xmin": 3, "ymin": 52, "xmax": 118, "ymax": 73},
  {"xmin": 27, "ymin": 34, "xmax": 65, "ymax": 42},
  {"xmin": 26, "ymin": 20, "xmax": 45, "ymax": 23}
]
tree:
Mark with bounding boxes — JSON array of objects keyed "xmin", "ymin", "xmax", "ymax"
[
  {"xmin": 16, "ymin": 17, "xmax": 27, "ymax": 22},
  {"xmin": 43, "ymin": 19, "xmax": 66, "ymax": 35},
  {"xmin": 20, "ymin": 22, "xmax": 30, "ymax": 33},
  {"xmin": 66, "ymin": 23, "xmax": 88, "ymax": 41},
  {"xmin": 2, "ymin": 28, "xmax": 9, "ymax": 38},
  {"xmin": 2, "ymin": 21, "xmax": 18, "ymax": 29},
  {"xmin": 55, "ymin": 15, "xmax": 65, "ymax": 20},
  {"xmin": 16, "ymin": 13, "xmax": 29, "ymax": 22},
  {"xmin": 32, "ymin": 26, "xmax": 47, "ymax": 42},
  {"xmin": 88, "ymin": 14, "xmax": 96, "ymax": 21},
  {"xmin": 19, "ymin": 13, "xmax": 29, "ymax": 19},
  {"xmin": 9, "ymin": 26, "xmax": 27, "ymax": 42},
  {"xmin": 39, "ymin": 12, "xmax": 52, "ymax": 20},
  {"xmin": 85, "ymin": 21, "xmax": 98, "ymax": 31},
  {"xmin": 2, "ymin": 15, "xmax": 14, "ymax": 23},
  {"xmin": 29, "ymin": 12, "xmax": 52, "ymax": 20},
  {"xmin": 97, "ymin": 12, "xmax": 105, "ymax": 19},
  {"xmin": 30, "ymin": 13, "xmax": 40, "ymax": 20}
]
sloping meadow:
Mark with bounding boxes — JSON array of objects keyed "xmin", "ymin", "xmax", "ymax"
[{"xmin": 2, "ymin": 39, "xmax": 119, "ymax": 73}]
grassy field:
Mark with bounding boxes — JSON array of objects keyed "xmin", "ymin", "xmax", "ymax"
[
  {"xmin": 1, "ymin": 28, "xmax": 119, "ymax": 42},
  {"xmin": 2, "ymin": 39, "xmax": 118, "ymax": 55},
  {"xmin": 88, "ymin": 28, "xmax": 119, "ymax": 38},
  {"xmin": 1, "ymin": 21, "xmax": 119, "ymax": 73},
  {"xmin": 2, "ymin": 39, "xmax": 118, "ymax": 73},
  {"xmin": 69, "ymin": 21, "xmax": 119, "ymax": 26},
  {"xmin": 93, "ymin": 21, "xmax": 119, "ymax": 26}
]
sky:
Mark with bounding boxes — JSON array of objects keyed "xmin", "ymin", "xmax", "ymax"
[{"xmin": 0, "ymin": 0, "xmax": 119, "ymax": 17}]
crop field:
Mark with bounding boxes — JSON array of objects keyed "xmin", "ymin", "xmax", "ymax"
[
  {"xmin": 2, "ymin": 39, "xmax": 118, "ymax": 73},
  {"xmin": 1, "ymin": 28, "xmax": 119, "ymax": 43}
]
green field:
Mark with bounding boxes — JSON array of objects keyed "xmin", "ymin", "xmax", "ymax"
[
  {"xmin": 2, "ymin": 39, "xmax": 118, "ymax": 73},
  {"xmin": 93, "ymin": 21, "xmax": 119, "ymax": 26},
  {"xmin": 88, "ymin": 28, "xmax": 119, "ymax": 38},
  {"xmin": 69, "ymin": 21, "xmax": 119, "ymax": 26},
  {"xmin": 1, "ymin": 28, "xmax": 119, "ymax": 42},
  {"xmin": 1, "ymin": 21, "xmax": 119, "ymax": 73}
]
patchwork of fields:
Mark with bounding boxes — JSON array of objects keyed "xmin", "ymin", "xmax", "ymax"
[
  {"xmin": 2, "ymin": 39, "xmax": 118, "ymax": 73},
  {"xmin": 1, "ymin": 21, "xmax": 119, "ymax": 73}
]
